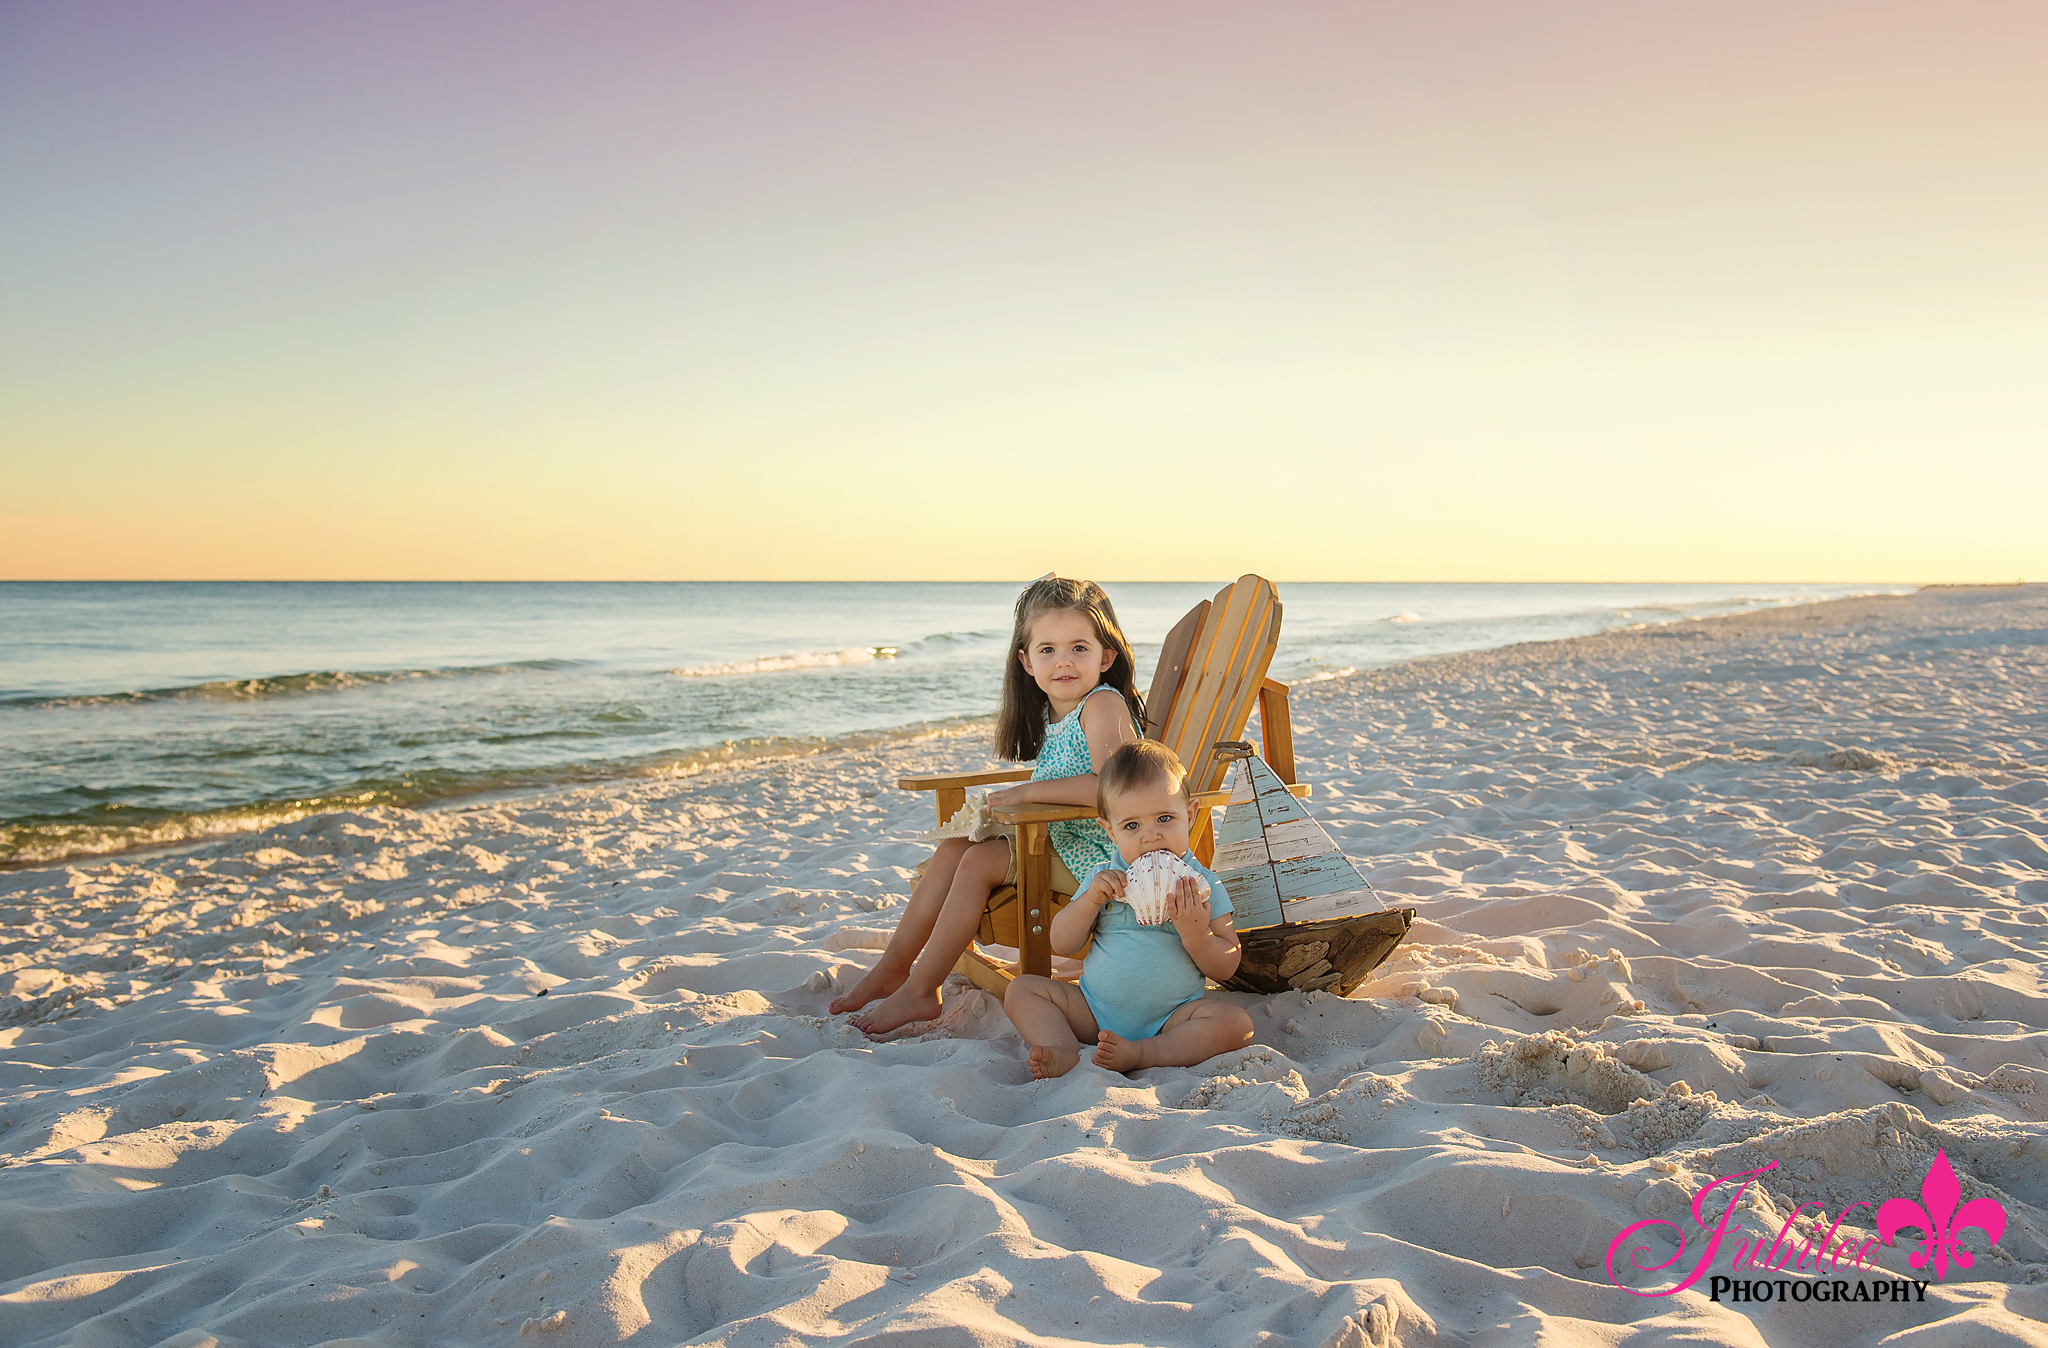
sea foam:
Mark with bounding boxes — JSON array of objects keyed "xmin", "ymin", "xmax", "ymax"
[{"xmin": 671, "ymin": 647, "xmax": 899, "ymax": 677}]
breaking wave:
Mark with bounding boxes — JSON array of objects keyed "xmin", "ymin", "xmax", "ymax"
[
  {"xmin": 0, "ymin": 717, "xmax": 988, "ymax": 868},
  {"xmin": 671, "ymin": 647, "xmax": 900, "ymax": 678},
  {"xmin": 11, "ymin": 660, "xmax": 583, "ymax": 708},
  {"xmin": 668, "ymin": 628, "xmax": 1007, "ymax": 678}
]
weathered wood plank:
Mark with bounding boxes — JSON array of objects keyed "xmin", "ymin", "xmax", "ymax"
[
  {"xmin": 1211, "ymin": 837, "xmax": 1267, "ymax": 873},
  {"xmin": 1273, "ymin": 852, "xmax": 1368, "ymax": 898},
  {"xmin": 1280, "ymin": 887, "xmax": 1383, "ymax": 924},
  {"xmin": 1219, "ymin": 864, "xmax": 1284, "ymax": 931},
  {"xmin": 1255, "ymin": 819, "xmax": 1329, "ymax": 862}
]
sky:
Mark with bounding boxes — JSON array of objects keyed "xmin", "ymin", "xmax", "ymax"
[{"xmin": 2, "ymin": 1, "xmax": 2043, "ymax": 582}]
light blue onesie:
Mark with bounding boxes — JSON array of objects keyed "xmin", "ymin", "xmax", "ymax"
[{"xmin": 1074, "ymin": 851, "xmax": 1233, "ymax": 1041}]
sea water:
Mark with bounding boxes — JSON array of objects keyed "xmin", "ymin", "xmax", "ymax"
[{"xmin": 0, "ymin": 581, "xmax": 1903, "ymax": 865}]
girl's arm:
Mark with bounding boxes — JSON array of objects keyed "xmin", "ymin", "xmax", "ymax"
[
  {"xmin": 993, "ymin": 773, "xmax": 1097, "ymax": 809},
  {"xmin": 1051, "ymin": 870, "xmax": 1119, "ymax": 956},
  {"xmin": 1167, "ymin": 880, "xmax": 1243, "ymax": 981},
  {"xmin": 990, "ymin": 690, "xmax": 1136, "ymax": 809},
  {"xmin": 1077, "ymin": 686, "xmax": 1139, "ymax": 770}
]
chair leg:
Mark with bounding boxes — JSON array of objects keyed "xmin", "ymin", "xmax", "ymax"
[{"xmin": 1017, "ymin": 821, "xmax": 1053, "ymax": 978}]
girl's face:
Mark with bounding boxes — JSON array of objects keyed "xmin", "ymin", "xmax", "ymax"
[{"xmin": 1018, "ymin": 608, "xmax": 1116, "ymax": 708}]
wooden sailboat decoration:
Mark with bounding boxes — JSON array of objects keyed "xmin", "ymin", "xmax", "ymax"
[
  {"xmin": 1214, "ymin": 746, "xmax": 1384, "ymax": 927},
  {"xmin": 1210, "ymin": 743, "xmax": 1414, "ymax": 997}
]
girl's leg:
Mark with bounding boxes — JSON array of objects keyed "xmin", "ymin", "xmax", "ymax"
[
  {"xmin": 1004, "ymin": 975, "xmax": 1099, "ymax": 1079},
  {"xmin": 828, "ymin": 837, "xmax": 972, "ymax": 1015},
  {"xmin": 849, "ymin": 837, "xmax": 1010, "ymax": 1034},
  {"xmin": 1094, "ymin": 998, "xmax": 1253, "ymax": 1073}
]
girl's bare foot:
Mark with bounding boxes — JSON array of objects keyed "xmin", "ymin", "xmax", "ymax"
[
  {"xmin": 828, "ymin": 964, "xmax": 903, "ymax": 1015},
  {"xmin": 1028, "ymin": 1045, "xmax": 1081, "ymax": 1078},
  {"xmin": 847, "ymin": 985, "xmax": 941, "ymax": 1036},
  {"xmin": 1092, "ymin": 1030, "xmax": 1146, "ymax": 1073}
]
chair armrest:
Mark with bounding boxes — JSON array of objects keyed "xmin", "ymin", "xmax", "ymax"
[
  {"xmin": 897, "ymin": 768, "xmax": 1032, "ymax": 792},
  {"xmin": 991, "ymin": 803, "xmax": 1099, "ymax": 825}
]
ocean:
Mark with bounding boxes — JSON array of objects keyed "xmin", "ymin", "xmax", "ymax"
[{"xmin": 0, "ymin": 580, "xmax": 1903, "ymax": 866}]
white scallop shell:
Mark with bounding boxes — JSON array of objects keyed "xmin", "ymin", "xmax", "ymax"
[{"xmin": 1123, "ymin": 850, "xmax": 1210, "ymax": 926}]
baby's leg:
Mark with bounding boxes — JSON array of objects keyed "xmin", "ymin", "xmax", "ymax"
[
  {"xmin": 1094, "ymin": 998, "xmax": 1253, "ymax": 1073},
  {"xmin": 850, "ymin": 837, "xmax": 1009, "ymax": 1035},
  {"xmin": 1004, "ymin": 975, "xmax": 1099, "ymax": 1079},
  {"xmin": 830, "ymin": 836, "xmax": 971, "ymax": 1015}
]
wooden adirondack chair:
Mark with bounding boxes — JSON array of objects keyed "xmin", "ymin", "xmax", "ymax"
[{"xmin": 898, "ymin": 575, "xmax": 1308, "ymax": 993}]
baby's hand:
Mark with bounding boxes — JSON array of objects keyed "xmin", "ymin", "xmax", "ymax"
[
  {"xmin": 1089, "ymin": 870, "xmax": 1127, "ymax": 906},
  {"xmin": 1167, "ymin": 877, "xmax": 1211, "ymax": 933}
]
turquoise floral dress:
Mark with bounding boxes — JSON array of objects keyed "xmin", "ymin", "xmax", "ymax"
[{"xmin": 1031, "ymin": 685, "xmax": 1130, "ymax": 881}]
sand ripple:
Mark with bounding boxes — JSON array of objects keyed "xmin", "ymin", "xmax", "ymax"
[{"xmin": 3, "ymin": 587, "xmax": 2045, "ymax": 1345}]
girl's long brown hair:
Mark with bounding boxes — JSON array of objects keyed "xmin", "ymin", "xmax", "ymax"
[{"xmin": 996, "ymin": 576, "xmax": 1145, "ymax": 761}]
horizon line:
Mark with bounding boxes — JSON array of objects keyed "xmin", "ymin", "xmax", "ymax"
[{"xmin": 0, "ymin": 576, "xmax": 1960, "ymax": 587}]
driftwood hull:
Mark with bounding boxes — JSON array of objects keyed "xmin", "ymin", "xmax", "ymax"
[{"xmin": 1222, "ymin": 909, "xmax": 1415, "ymax": 997}]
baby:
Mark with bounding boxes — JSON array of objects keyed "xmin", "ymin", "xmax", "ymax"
[{"xmin": 1004, "ymin": 740, "xmax": 1256, "ymax": 1078}]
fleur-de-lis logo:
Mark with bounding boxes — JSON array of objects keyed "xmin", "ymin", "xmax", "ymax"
[{"xmin": 1876, "ymin": 1148, "xmax": 2007, "ymax": 1281}]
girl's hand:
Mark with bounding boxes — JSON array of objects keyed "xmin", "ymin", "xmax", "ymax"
[
  {"xmin": 987, "ymin": 784, "xmax": 1027, "ymax": 809},
  {"xmin": 1167, "ymin": 878, "xmax": 1212, "ymax": 935}
]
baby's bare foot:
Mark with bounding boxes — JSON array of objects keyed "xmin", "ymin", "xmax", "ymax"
[
  {"xmin": 848, "ymin": 985, "xmax": 940, "ymax": 1036},
  {"xmin": 1028, "ymin": 1045, "xmax": 1081, "ymax": 1079},
  {"xmin": 828, "ymin": 965, "xmax": 902, "ymax": 1016},
  {"xmin": 1092, "ymin": 1031, "xmax": 1146, "ymax": 1073}
]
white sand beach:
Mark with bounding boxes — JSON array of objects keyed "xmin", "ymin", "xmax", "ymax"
[{"xmin": 3, "ymin": 585, "xmax": 2045, "ymax": 1346}]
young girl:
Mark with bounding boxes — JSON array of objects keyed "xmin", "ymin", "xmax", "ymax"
[{"xmin": 830, "ymin": 575, "xmax": 1144, "ymax": 1035}]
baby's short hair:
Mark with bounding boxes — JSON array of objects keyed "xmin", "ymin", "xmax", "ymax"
[{"xmin": 1096, "ymin": 740, "xmax": 1189, "ymax": 817}]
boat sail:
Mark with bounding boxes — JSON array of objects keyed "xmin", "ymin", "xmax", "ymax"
[
  {"xmin": 1207, "ymin": 744, "xmax": 1412, "ymax": 996},
  {"xmin": 1213, "ymin": 746, "xmax": 1384, "ymax": 929}
]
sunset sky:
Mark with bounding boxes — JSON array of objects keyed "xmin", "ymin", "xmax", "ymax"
[{"xmin": 2, "ymin": 1, "xmax": 2043, "ymax": 582}]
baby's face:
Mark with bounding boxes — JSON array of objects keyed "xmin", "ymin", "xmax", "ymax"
[{"xmin": 1104, "ymin": 777, "xmax": 1192, "ymax": 864}]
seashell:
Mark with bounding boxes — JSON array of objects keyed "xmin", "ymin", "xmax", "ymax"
[
  {"xmin": 919, "ymin": 790, "xmax": 1001, "ymax": 843},
  {"xmin": 1123, "ymin": 851, "xmax": 1209, "ymax": 925}
]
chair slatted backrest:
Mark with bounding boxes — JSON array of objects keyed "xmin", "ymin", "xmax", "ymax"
[
  {"xmin": 1142, "ymin": 599, "xmax": 1209, "ymax": 740},
  {"xmin": 1151, "ymin": 576, "xmax": 1282, "ymax": 794}
]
